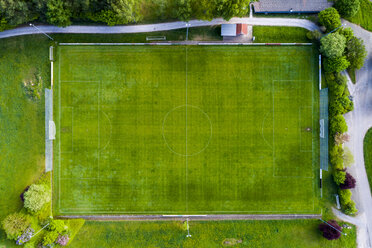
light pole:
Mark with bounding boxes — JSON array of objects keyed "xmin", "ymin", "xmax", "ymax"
[
  {"xmin": 323, "ymin": 24, "xmax": 346, "ymax": 38},
  {"xmin": 186, "ymin": 23, "xmax": 191, "ymax": 41},
  {"xmin": 186, "ymin": 218, "xmax": 192, "ymax": 237},
  {"xmin": 319, "ymin": 219, "xmax": 347, "ymax": 236},
  {"xmin": 29, "ymin": 23, "xmax": 54, "ymax": 41}
]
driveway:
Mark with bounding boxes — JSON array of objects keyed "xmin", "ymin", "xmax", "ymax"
[
  {"xmin": 341, "ymin": 19, "xmax": 372, "ymax": 248},
  {"xmin": 0, "ymin": 17, "xmax": 319, "ymax": 39}
]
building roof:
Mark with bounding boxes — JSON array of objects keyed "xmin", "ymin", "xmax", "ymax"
[
  {"xmin": 253, "ymin": 0, "xmax": 333, "ymax": 13},
  {"xmin": 221, "ymin": 24, "xmax": 237, "ymax": 37}
]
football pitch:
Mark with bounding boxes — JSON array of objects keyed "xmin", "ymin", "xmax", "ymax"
[{"xmin": 53, "ymin": 45, "xmax": 320, "ymax": 215}]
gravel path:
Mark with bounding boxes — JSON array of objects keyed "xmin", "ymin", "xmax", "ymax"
[
  {"xmin": 341, "ymin": 19, "xmax": 372, "ymax": 248},
  {"xmin": 0, "ymin": 17, "xmax": 319, "ymax": 39}
]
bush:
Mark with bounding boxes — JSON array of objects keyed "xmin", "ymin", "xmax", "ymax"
[
  {"xmin": 24, "ymin": 184, "xmax": 51, "ymax": 214},
  {"xmin": 340, "ymin": 172, "xmax": 356, "ymax": 189},
  {"xmin": 343, "ymin": 147, "xmax": 355, "ymax": 166},
  {"xmin": 43, "ymin": 230, "xmax": 59, "ymax": 246},
  {"xmin": 343, "ymin": 200, "xmax": 358, "ymax": 215},
  {"xmin": 339, "ymin": 188, "xmax": 352, "ymax": 205},
  {"xmin": 1, "ymin": 212, "xmax": 31, "ymax": 240},
  {"xmin": 338, "ymin": 27, "xmax": 354, "ymax": 41},
  {"xmin": 48, "ymin": 219, "xmax": 68, "ymax": 234},
  {"xmin": 330, "ymin": 144, "xmax": 344, "ymax": 169},
  {"xmin": 333, "ymin": 169, "xmax": 347, "ymax": 185},
  {"xmin": 306, "ymin": 30, "xmax": 322, "ymax": 41},
  {"xmin": 327, "ymin": 73, "xmax": 347, "ymax": 98},
  {"xmin": 335, "ymin": 133, "xmax": 350, "ymax": 145},
  {"xmin": 319, "ymin": 220, "xmax": 342, "ymax": 240},
  {"xmin": 330, "ymin": 114, "xmax": 348, "ymax": 135},
  {"xmin": 346, "ymin": 37, "xmax": 368, "ymax": 70},
  {"xmin": 324, "ymin": 56, "xmax": 350, "ymax": 73},
  {"xmin": 56, "ymin": 234, "xmax": 70, "ymax": 246},
  {"xmin": 335, "ymin": 0, "xmax": 360, "ymax": 18},
  {"xmin": 320, "ymin": 33, "xmax": 347, "ymax": 58},
  {"xmin": 318, "ymin": 7, "xmax": 341, "ymax": 31}
]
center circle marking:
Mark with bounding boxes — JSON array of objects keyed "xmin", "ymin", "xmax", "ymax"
[{"xmin": 162, "ymin": 105, "xmax": 212, "ymax": 156}]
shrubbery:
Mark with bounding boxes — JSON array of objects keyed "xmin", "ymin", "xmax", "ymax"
[
  {"xmin": 1, "ymin": 172, "xmax": 85, "ymax": 247},
  {"xmin": 335, "ymin": 0, "xmax": 360, "ymax": 18},
  {"xmin": 24, "ymin": 184, "xmax": 51, "ymax": 213},
  {"xmin": 319, "ymin": 6, "xmax": 360, "ymax": 217},
  {"xmin": 1, "ymin": 212, "xmax": 31, "ymax": 240},
  {"xmin": 318, "ymin": 7, "xmax": 341, "ymax": 31},
  {"xmin": 319, "ymin": 220, "xmax": 342, "ymax": 240}
]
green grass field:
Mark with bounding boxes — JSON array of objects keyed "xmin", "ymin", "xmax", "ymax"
[
  {"xmin": 53, "ymin": 45, "xmax": 320, "ymax": 215},
  {"xmin": 69, "ymin": 220, "xmax": 356, "ymax": 248},
  {"xmin": 364, "ymin": 128, "xmax": 372, "ymax": 193}
]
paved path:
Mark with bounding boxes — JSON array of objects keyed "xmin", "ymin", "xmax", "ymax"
[
  {"xmin": 342, "ymin": 19, "xmax": 372, "ymax": 248},
  {"xmin": 57, "ymin": 214, "xmax": 321, "ymax": 221},
  {"xmin": 0, "ymin": 17, "xmax": 319, "ymax": 39}
]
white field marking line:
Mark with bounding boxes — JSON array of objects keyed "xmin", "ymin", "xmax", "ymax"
[
  {"xmin": 272, "ymin": 80, "xmax": 315, "ymax": 179},
  {"xmin": 98, "ymin": 81, "xmax": 100, "ymax": 179},
  {"xmin": 185, "ymin": 47, "xmax": 188, "ymax": 212},
  {"xmin": 261, "ymin": 110, "xmax": 273, "ymax": 149},
  {"xmin": 58, "ymin": 209, "xmax": 320, "ymax": 214},
  {"xmin": 58, "ymin": 47, "xmax": 62, "ymax": 211},
  {"xmin": 299, "ymin": 106, "xmax": 313, "ymax": 153},
  {"xmin": 161, "ymin": 105, "xmax": 213, "ymax": 157}
]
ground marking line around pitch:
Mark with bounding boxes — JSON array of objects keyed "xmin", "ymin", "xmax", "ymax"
[{"xmin": 185, "ymin": 47, "xmax": 188, "ymax": 212}]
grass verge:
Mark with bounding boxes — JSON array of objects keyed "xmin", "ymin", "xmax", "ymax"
[
  {"xmin": 253, "ymin": 26, "xmax": 310, "ymax": 43},
  {"xmin": 69, "ymin": 220, "xmax": 356, "ymax": 248},
  {"xmin": 347, "ymin": 0, "xmax": 372, "ymax": 32},
  {"xmin": 363, "ymin": 128, "xmax": 372, "ymax": 193}
]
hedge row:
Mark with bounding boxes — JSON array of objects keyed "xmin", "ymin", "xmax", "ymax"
[{"xmin": 318, "ymin": 7, "xmax": 361, "ymax": 216}]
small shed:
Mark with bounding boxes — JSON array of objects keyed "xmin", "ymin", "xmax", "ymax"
[{"xmin": 221, "ymin": 24, "xmax": 248, "ymax": 37}]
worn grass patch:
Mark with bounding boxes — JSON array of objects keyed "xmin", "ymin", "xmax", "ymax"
[{"xmin": 53, "ymin": 45, "xmax": 320, "ymax": 215}]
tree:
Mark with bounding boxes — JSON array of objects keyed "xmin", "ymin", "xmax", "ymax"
[
  {"xmin": 340, "ymin": 172, "xmax": 356, "ymax": 189},
  {"xmin": 343, "ymin": 147, "xmax": 355, "ymax": 166},
  {"xmin": 56, "ymin": 234, "xmax": 70, "ymax": 246},
  {"xmin": 174, "ymin": 0, "xmax": 192, "ymax": 21},
  {"xmin": 335, "ymin": 0, "xmax": 360, "ymax": 18},
  {"xmin": 306, "ymin": 30, "xmax": 322, "ymax": 41},
  {"xmin": 327, "ymin": 73, "xmax": 347, "ymax": 98},
  {"xmin": 330, "ymin": 114, "xmax": 348, "ymax": 135},
  {"xmin": 318, "ymin": 7, "xmax": 341, "ymax": 31},
  {"xmin": 335, "ymin": 132, "xmax": 350, "ymax": 145},
  {"xmin": 333, "ymin": 169, "xmax": 346, "ymax": 185},
  {"xmin": 324, "ymin": 56, "xmax": 350, "ymax": 73},
  {"xmin": 109, "ymin": 0, "xmax": 142, "ymax": 24},
  {"xmin": 24, "ymin": 184, "xmax": 51, "ymax": 213},
  {"xmin": 338, "ymin": 27, "xmax": 354, "ymax": 41},
  {"xmin": 319, "ymin": 220, "xmax": 342, "ymax": 240},
  {"xmin": 43, "ymin": 231, "xmax": 59, "ymax": 246},
  {"xmin": 46, "ymin": 0, "xmax": 72, "ymax": 27},
  {"xmin": 343, "ymin": 200, "xmax": 358, "ymax": 215},
  {"xmin": 320, "ymin": 33, "xmax": 346, "ymax": 58},
  {"xmin": 346, "ymin": 37, "xmax": 367, "ymax": 70},
  {"xmin": 215, "ymin": 0, "xmax": 250, "ymax": 21},
  {"xmin": 1, "ymin": 212, "xmax": 31, "ymax": 240},
  {"xmin": 192, "ymin": 0, "xmax": 217, "ymax": 20},
  {"xmin": 0, "ymin": 0, "xmax": 34, "ymax": 25}
]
